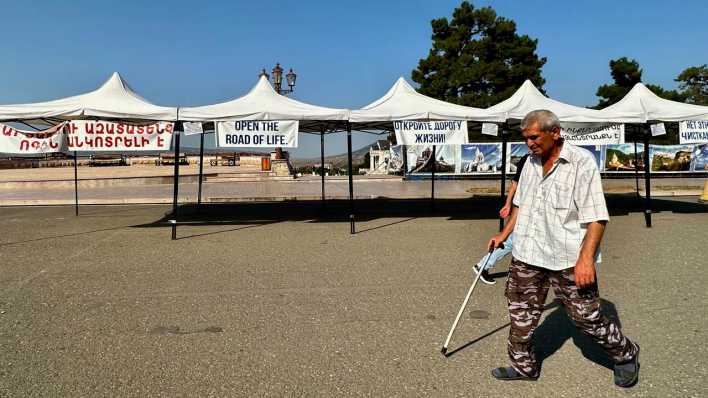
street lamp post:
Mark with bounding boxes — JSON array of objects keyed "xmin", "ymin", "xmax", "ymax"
[
  {"xmin": 259, "ymin": 63, "xmax": 298, "ymax": 161},
  {"xmin": 260, "ymin": 63, "xmax": 296, "ymax": 95}
]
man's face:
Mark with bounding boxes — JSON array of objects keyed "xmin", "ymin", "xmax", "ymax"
[{"xmin": 522, "ymin": 122, "xmax": 560, "ymax": 158}]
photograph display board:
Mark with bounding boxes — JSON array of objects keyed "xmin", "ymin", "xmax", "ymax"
[
  {"xmin": 388, "ymin": 145, "xmax": 404, "ymax": 173},
  {"xmin": 507, "ymin": 142, "xmax": 603, "ymax": 172},
  {"xmin": 649, "ymin": 144, "xmax": 694, "ymax": 172},
  {"xmin": 388, "ymin": 143, "xmax": 707, "ymax": 175},
  {"xmin": 690, "ymin": 144, "xmax": 708, "ymax": 172},
  {"xmin": 584, "ymin": 145, "xmax": 604, "ymax": 170},
  {"xmin": 508, "ymin": 143, "xmax": 529, "ymax": 174},
  {"xmin": 406, "ymin": 144, "xmax": 459, "ymax": 174},
  {"xmin": 459, "ymin": 144, "xmax": 502, "ymax": 174},
  {"xmin": 604, "ymin": 143, "xmax": 645, "ymax": 172}
]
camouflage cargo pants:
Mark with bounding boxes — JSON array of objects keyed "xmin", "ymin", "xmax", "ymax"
[{"xmin": 506, "ymin": 257, "xmax": 638, "ymax": 378}]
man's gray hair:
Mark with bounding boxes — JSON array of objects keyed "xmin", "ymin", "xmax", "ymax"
[{"xmin": 521, "ymin": 110, "xmax": 561, "ymax": 133}]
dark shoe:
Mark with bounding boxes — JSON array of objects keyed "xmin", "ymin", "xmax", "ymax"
[
  {"xmin": 473, "ymin": 264, "xmax": 496, "ymax": 285},
  {"xmin": 491, "ymin": 366, "xmax": 538, "ymax": 381},
  {"xmin": 614, "ymin": 345, "xmax": 640, "ymax": 388}
]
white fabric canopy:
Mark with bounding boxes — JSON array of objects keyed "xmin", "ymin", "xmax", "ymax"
[
  {"xmin": 179, "ymin": 76, "xmax": 349, "ymax": 132},
  {"xmin": 486, "ymin": 80, "xmax": 608, "ymax": 123},
  {"xmin": 596, "ymin": 83, "xmax": 708, "ymax": 123},
  {"xmin": 0, "ymin": 72, "xmax": 177, "ymax": 122},
  {"xmin": 350, "ymin": 77, "xmax": 504, "ymax": 124}
]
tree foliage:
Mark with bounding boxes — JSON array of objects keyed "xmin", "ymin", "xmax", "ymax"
[
  {"xmin": 594, "ymin": 57, "xmax": 688, "ymax": 108},
  {"xmin": 411, "ymin": 1, "xmax": 546, "ymax": 108},
  {"xmin": 594, "ymin": 58, "xmax": 642, "ymax": 108},
  {"xmin": 676, "ymin": 64, "xmax": 708, "ymax": 105}
]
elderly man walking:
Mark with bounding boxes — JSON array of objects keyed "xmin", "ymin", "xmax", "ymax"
[{"xmin": 487, "ymin": 110, "xmax": 640, "ymax": 387}]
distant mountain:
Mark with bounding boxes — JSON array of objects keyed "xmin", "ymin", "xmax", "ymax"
[{"xmin": 291, "ymin": 144, "xmax": 374, "ymax": 169}]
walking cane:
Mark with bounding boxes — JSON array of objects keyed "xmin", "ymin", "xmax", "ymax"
[{"xmin": 441, "ymin": 245, "xmax": 497, "ymax": 356}]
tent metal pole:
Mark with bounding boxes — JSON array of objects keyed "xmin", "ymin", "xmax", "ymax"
[
  {"xmin": 402, "ymin": 144, "xmax": 408, "ymax": 180},
  {"xmin": 320, "ymin": 126, "xmax": 325, "ymax": 204},
  {"xmin": 347, "ymin": 122, "xmax": 355, "ymax": 234},
  {"xmin": 197, "ymin": 128, "xmax": 205, "ymax": 207},
  {"xmin": 431, "ymin": 145, "xmax": 436, "ymax": 211},
  {"xmin": 499, "ymin": 126, "xmax": 508, "ymax": 232},
  {"xmin": 643, "ymin": 126, "xmax": 652, "ymax": 228},
  {"xmin": 633, "ymin": 132, "xmax": 640, "ymax": 199},
  {"xmin": 73, "ymin": 151, "xmax": 79, "ymax": 216},
  {"xmin": 171, "ymin": 131, "xmax": 181, "ymax": 240}
]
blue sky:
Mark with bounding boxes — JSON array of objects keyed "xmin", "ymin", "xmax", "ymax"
[{"xmin": 1, "ymin": 1, "xmax": 706, "ymax": 158}]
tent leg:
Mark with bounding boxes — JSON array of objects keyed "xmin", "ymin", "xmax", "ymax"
[
  {"xmin": 431, "ymin": 145, "xmax": 436, "ymax": 212},
  {"xmin": 402, "ymin": 144, "xmax": 408, "ymax": 180},
  {"xmin": 74, "ymin": 151, "xmax": 79, "ymax": 216},
  {"xmin": 347, "ymin": 123, "xmax": 355, "ymax": 234},
  {"xmin": 320, "ymin": 126, "xmax": 326, "ymax": 205},
  {"xmin": 633, "ymin": 136, "xmax": 640, "ymax": 200},
  {"xmin": 499, "ymin": 129, "xmax": 508, "ymax": 232},
  {"xmin": 197, "ymin": 129, "xmax": 205, "ymax": 209},
  {"xmin": 171, "ymin": 132, "xmax": 181, "ymax": 240},
  {"xmin": 643, "ymin": 128, "xmax": 652, "ymax": 228}
]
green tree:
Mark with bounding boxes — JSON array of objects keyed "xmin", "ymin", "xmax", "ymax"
[
  {"xmin": 676, "ymin": 64, "xmax": 708, "ymax": 105},
  {"xmin": 594, "ymin": 57, "xmax": 685, "ymax": 108},
  {"xmin": 411, "ymin": 1, "xmax": 546, "ymax": 108},
  {"xmin": 594, "ymin": 57, "xmax": 642, "ymax": 108}
]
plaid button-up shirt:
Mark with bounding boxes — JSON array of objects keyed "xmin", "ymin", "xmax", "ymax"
[{"xmin": 512, "ymin": 143, "xmax": 609, "ymax": 270}]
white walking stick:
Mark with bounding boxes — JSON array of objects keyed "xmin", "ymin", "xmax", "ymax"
[{"xmin": 441, "ymin": 246, "xmax": 495, "ymax": 356}]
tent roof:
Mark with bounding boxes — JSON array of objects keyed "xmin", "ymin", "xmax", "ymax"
[
  {"xmin": 179, "ymin": 76, "xmax": 349, "ymax": 132},
  {"xmin": 596, "ymin": 83, "xmax": 708, "ymax": 123},
  {"xmin": 350, "ymin": 77, "xmax": 504, "ymax": 125},
  {"xmin": 486, "ymin": 80, "xmax": 608, "ymax": 123},
  {"xmin": 0, "ymin": 72, "xmax": 177, "ymax": 122}
]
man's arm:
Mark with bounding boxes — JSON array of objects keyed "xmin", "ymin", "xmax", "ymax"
[
  {"xmin": 488, "ymin": 204, "xmax": 518, "ymax": 251},
  {"xmin": 499, "ymin": 181, "xmax": 518, "ymax": 218},
  {"xmin": 574, "ymin": 220, "xmax": 607, "ymax": 288}
]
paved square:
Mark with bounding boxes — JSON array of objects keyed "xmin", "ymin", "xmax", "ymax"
[{"xmin": 1, "ymin": 199, "xmax": 706, "ymax": 397}]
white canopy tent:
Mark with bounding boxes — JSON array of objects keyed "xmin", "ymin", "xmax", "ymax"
[
  {"xmin": 176, "ymin": 75, "xmax": 351, "ymax": 230},
  {"xmin": 594, "ymin": 83, "xmax": 708, "ymax": 228},
  {"xmin": 349, "ymin": 77, "xmax": 506, "ymax": 232},
  {"xmin": 0, "ymin": 72, "xmax": 178, "ymax": 218},
  {"xmin": 0, "ymin": 72, "xmax": 177, "ymax": 123},
  {"xmin": 350, "ymin": 77, "xmax": 504, "ymax": 128},
  {"xmin": 486, "ymin": 80, "xmax": 608, "ymax": 123},
  {"xmin": 596, "ymin": 82, "xmax": 708, "ymax": 123},
  {"xmin": 179, "ymin": 75, "xmax": 349, "ymax": 132}
]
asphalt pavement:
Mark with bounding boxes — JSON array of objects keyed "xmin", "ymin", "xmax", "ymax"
[{"xmin": 1, "ymin": 199, "xmax": 706, "ymax": 397}]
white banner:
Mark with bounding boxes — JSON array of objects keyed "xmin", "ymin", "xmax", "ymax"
[
  {"xmin": 679, "ymin": 120, "xmax": 708, "ymax": 143},
  {"xmin": 481, "ymin": 123, "xmax": 499, "ymax": 136},
  {"xmin": 0, "ymin": 122, "xmax": 66, "ymax": 154},
  {"xmin": 393, "ymin": 120, "xmax": 468, "ymax": 145},
  {"xmin": 66, "ymin": 120, "xmax": 174, "ymax": 152},
  {"xmin": 183, "ymin": 121, "xmax": 204, "ymax": 136},
  {"xmin": 560, "ymin": 122, "xmax": 625, "ymax": 145},
  {"xmin": 216, "ymin": 120, "xmax": 298, "ymax": 148}
]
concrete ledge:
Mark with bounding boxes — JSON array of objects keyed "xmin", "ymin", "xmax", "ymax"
[
  {"xmin": 638, "ymin": 190, "xmax": 702, "ymax": 197},
  {"xmin": 0, "ymin": 174, "xmax": 209, "ymax": 189}
]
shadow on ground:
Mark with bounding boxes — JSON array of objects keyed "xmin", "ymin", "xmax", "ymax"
[
  {"xmin": 445, "ymin": 298, "xmax": 622, "ymax": 372},
  {"xmin": 535, "ymin": 298, "xmax": 622, "ymax": 371},
  {"xmin": 134, "ymin": 193, "xmax": 708, "ymax": 229}
]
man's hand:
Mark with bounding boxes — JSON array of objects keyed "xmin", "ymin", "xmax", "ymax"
[
  {"xmin": 574, "ymin": 256, "xmax": 596, "ymax": 289},
  {"xmin": 487, "ymin": 234, "xmax": 505, "ymax": 252},
  {"xmin": 499, "ymin": 204, "xmax": 511, "ymax": 219}
]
